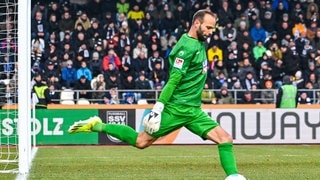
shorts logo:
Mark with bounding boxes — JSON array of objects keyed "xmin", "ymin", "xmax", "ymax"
[{"xmin": 174, "ymin": 58, "xmax": 184, "ymax": 69}]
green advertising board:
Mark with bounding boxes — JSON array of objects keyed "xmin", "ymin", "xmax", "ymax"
[{"xmin": 0, "ymin": 109, "xmax": 99, "ymax": 145}]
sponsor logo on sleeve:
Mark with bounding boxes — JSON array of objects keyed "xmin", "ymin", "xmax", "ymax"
[{"xmin": 173, "ymin": 58, "xmax": 184, "ymax": 69}]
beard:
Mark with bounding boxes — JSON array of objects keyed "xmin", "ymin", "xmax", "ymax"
[{"xmin": 196, "ymin": 25, "xmax": 208, "ymax": 41}]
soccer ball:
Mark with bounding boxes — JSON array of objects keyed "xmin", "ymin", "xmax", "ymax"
[{"xmin": 225, "ymin": 174, "xmax": 246, "ymax": 180}]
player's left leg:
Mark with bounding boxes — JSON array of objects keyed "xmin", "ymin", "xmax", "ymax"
[
  {"xmin": 68, "ymin": 116, "xmax": 157, "ymax": 148},
  {"xmin": 185, "ymin": 109, "xmax": 238, "ymax": 176},
  {"xmin": 206, "ymin": 126, "xmax": 238, "ymax": 176}
]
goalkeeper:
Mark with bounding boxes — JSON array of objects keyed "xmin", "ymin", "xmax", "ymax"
[{"xmin": 69, "ymin": 9, "xmax": 241, "ymax": 177}]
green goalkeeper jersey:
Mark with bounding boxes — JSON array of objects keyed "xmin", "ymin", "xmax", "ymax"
[{"xmin": 158, "ymin": 33, "xmax": 208, "ymax": 107}]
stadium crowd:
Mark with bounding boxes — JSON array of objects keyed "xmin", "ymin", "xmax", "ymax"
[{"xmin": 1, "ymin": 0, "xmax": 320, "ymax": 105}]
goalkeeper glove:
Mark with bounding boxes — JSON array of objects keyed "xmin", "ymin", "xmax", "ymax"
[{"xmin": 143, "ymin": 102, "xmax": 164, "ymax": 134}]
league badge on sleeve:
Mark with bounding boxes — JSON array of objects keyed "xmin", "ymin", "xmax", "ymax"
[{"xmin": 174, "ymin": 57, "xmax": 184, "ymax": 69}]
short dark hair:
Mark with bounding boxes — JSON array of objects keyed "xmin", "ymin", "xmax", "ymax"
[{"xmin": 192, "ymin": 9, "xmax": 216, "ymax": 24}]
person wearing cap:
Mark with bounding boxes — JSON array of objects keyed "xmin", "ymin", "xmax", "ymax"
[
  {"xmin": 276, "ymin": 75, "xmax": 298, "ymax": 108},
  {"xmin": 74, "ymin": 11, "xmax": 91, "ymax": 31},
  {"xmin": 32, "ymin": 73, "xmax": 51, "ymax": 109},
  {"xmin": 261, "ymin": 11, "xmax": 276, "ymax": 37}
]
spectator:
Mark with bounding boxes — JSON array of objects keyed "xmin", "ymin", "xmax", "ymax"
[
  {"xmin": 86, "ymin": 0, "xmax": 104, "ymax": 20},
  {"xmin": 31, "ymin": 11, "xmax": 48, "ymax": 40},
  {"xmin": 217, "ymin": 0, "xmax": 234, "ymax": 27},
  {"xmin": 47, "ymin": 13, "xmax": 59, "ymax": 36},
  {"xmin": 298, "ymin": 91, "xmax": 312, "ymax": 105},
  {"xmin": 250, "ymin": 20, "xmax": 266, "ymax": 44},
  {"xmin": 292, "ymin": 19, "xmax": 307, "ymax": 40},
  {"xmin": 207, "ymin": 42, "xmax": 223, "ymax": 64},
  {"xmin": 105, "ymin": 73, "xmax": 121, "ymax": 89},
  {"xmin": 73, "ymin": 75, "xmax": 92, "ymax": 100},
  {"xmin": 48, "ymin": 84, "xmax": 60, "ymax": 104},
  {"xmin": 234, "ymin": 13, "xmax": 249, "ymax": 31},
  {"xmin": 308, "ymin": 73, "xmax": 320, "ymax": 89},
  {"xmin": 74, "ymin": 11, "xmax": 91, "ymax": 31},
  {"xmin": 201, "ymin": 83, "xmax": 216, "ymax": 104},
  {"xmin": 149, "ymin": 62, "xmax": 166, "ymax": 89},
  {"xmin": 92, "ymin": 84, "xmax": 106, "ymax": 104},
  {"xmin": 103, "ymin": 63, "xmax": 119, "ymax": 80},
  {"xmin": 87, "ymin": 18, "xmax": 103, "ymax": 41},
  {"xmin": 241, "ymin": 71, "xmax": 258, "ymax": 90},
  {"xmin": 160, "ymin": 31, "xmax": 177, "ymax": 57},
  {"xmin": 132, "ymin": 41, "xmax": 148, "ymax": 59},
  {"xmin": 252, "ymin": 40, "xmax": 267, "ymax": 62},
  {"xmin": 135, "ymin": 72, "xmax": 152, "ymax": 99},
  {"xmin": 133, "ymin": 51, "xmax": 149, "ymax": 78},
  {"xmin": 90, "ymin": 51, "xmax": 102, "ymax": 77},
  {"xmin": 116, "ymin": 0, "xmax": 130, "ymax": 15},
  {"xmin": 127, "ymin": 4, "xmax": 144, "ymax": 21},
  {"xmin": 217, "ymin": 87, "xmax": 234, "ymax": 104},
  {"xmin": 148, "ymin": 50, "xmax": 164, "ymax": 72},
  {"xmin": 76, "ymin": 61, "xmax": 92, "ymax": 81},
  {"xmin": 261, "ymin": 11, "xmax": 276, "ymax": 37},
  {"xmin": 212, "ymin": 60, "xmax": 228, "ymax": 81},
  {"xmin": 91, "ymin": 74, "xmax": 105, "ymax": 91},
  {"xmin": 1, "ymin": 55, "xmax": 15, "ymax": 79},
  {"xmin": 271, "ymin": 59, "xmax": 286, "ymax": 88},
  {"xmin": 60, "ymin": 42, "xmax": 76, "ymax": 67},
  {"xmin": 237, "ymin": 58, "xmax": 256, "ymax": 81},
  {"xmin": 239, "ymin": 90, "xmax": 260, "ymax": 104},
  {"xmin": 61, "ymin": 60, "xmax": 77, "ymax": 89},
  {"xmin": 47, "ymin": 74, "xmax": 61, "ymax": 90},
  {"xmin": 121, "ymin": 92, "xmax": 136, "ymax": 104},
  {"xmin": 103, "ymin": 49, "xmax": 121, "ymax": 71},
  {"xmin": 103, "ymin": 21, "xmax": 118, "ymax": 41},
  {"xmin": 121, "ymin": 74, "xmax": 135, "ymax": 90},
  {"xmin": 42, "ymin": 60, "xmax": 60, "ymax": 82},
  {"xmin": 119, "ymin": 62, "xmax": 135, "ymax": 85},
  {"xmin": 261, "ymin": 80, "xmax": 275, "ymax": 104},
  {"xmin": 293, "ymin": 70, "xmax": 305, "ymax": 89},
  {"xmin": 103, "ymin": 88, "xmax": 120, "ymax": 104},
  {"xmin": 281, "ymin": 44, "xmax": 300, "ymax": 76},
  {"xmin": 225, "ymin": 51, "xmax": 239, "ymax": 75},
  {"xmin": 219, "ymin": 20, "xmax": 237, "ymax": 47},
  {"xmin": 58, "ymin": 11, "xmax": 74, "ymax": 41},
  {"xmin": 159, "ymin": 11, "xmax": 177, "ymax": 36}
]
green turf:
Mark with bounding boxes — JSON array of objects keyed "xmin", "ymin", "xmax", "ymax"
[
  {"xmin": 27, "ymin": 145, "xmax": 320, "ymax": 180},
  {"xmin": 4, "ymin": 145, "xmax": 320, "ymax": 180}
]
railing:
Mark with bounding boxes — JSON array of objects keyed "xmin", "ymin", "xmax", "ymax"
[{"xmin": 51, "ymin": 89, "xmax": 320, "ymax": 105}]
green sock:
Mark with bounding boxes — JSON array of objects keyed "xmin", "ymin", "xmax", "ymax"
[
  {"xmin": 218, "ymin": 142, "xmax": 238, "ymax": 176},
  {"xmin": 93, "ymin": 123, "xmax": 138, "ymax": 147}
]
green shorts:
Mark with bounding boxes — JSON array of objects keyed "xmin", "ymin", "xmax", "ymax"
[{"xmin": 151, "ymin": 103, "xmax": 220, "ymax": 139}]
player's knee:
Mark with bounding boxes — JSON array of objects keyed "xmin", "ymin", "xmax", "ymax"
[{"xmin": 220, "ymin": 134, "xmax": 233, "ymax": 144}]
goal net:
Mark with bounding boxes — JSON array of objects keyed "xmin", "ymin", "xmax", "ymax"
[{"xmin": 0, "ymin": 0, "xmax": 37, "ymax": 176}]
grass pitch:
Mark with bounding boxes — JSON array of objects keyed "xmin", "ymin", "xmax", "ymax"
[{"xmin": 3, "ymin": 145, "xmax": 320, "ymax": 180}]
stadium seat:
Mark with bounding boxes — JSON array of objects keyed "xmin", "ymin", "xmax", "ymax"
[
  {"xmin": 137, "ymin": 99, "xmax": 148, "ymax": 104},
  {"xmin": 60, "ymin": 100, "xmax": 75, "ymax": 105},
  {"xmin": 77, "ymin": 98, "xmax": 90, "ymax": 105},
  {"xmin": 60, "ymin": 89, "xmax": 75, "ymax": 104}
]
